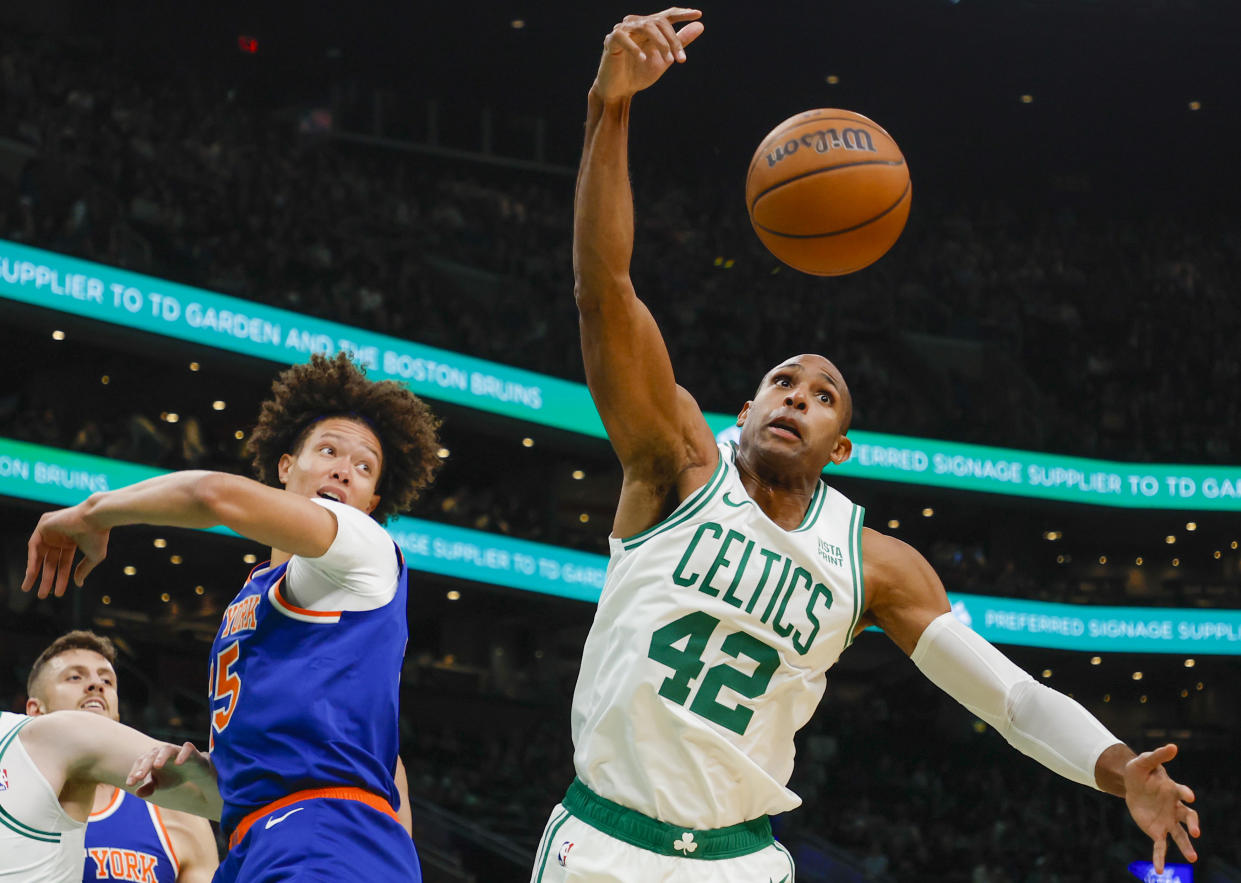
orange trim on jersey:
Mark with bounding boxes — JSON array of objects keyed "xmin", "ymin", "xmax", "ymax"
[
  {"xmin": 272, "ymin": 576, "xmax": 342, "ymax": 618},
  {"xmin": 149, "ymin": 804, "xmax": 181, "ymax": 875},
  {"xmin": 89, "ymin": 786, "xmax": 124, "ymax": 819},
  {"xmin": 245, "ymin": 561, "xmax": 274, "ymax": 583},
  {"xmin": 227, "ymin": 786, "xmax": 398, "ymax": 850}
]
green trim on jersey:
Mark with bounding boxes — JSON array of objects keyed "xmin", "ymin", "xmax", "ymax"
[
  {"xmin": 844, "ymin": 504, "xmax": 866, "ymax": 647},
  {"xmin": 0, "ymin": 717, "xmax": 63, "ymax": 843},
  {"xmin": 621, "ymin": 454, "xmax": 728, "ymax": 551},
  {"xmin": 791, "ymin": 480, "xmax": 828, "ymax": 533},
  {"xmin": 562, "ymin": 778, "xmax": 773, "ymax": 860}
]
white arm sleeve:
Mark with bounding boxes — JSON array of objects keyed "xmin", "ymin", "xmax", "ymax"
[
  {"xmin": 283, "ymin": 498, "xmax": 399, "ymax": 612},
  {"xmin": 911, "ymin": 611, "xmax": 1121, "ymax": 790}
]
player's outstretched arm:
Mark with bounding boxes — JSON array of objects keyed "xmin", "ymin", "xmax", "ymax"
[
  {"xmin": 576, "ymin": 10, "xmax": 713, "ymax": 535},
  {"xmin": 858, "ymin": 529, "xmax": 1200, "ymax": 872},
  {"xmin": 23, "ymin": 711, "xmax": 222, "ymax": 821},
  {"xmin": 22, "ymin": 470, "xmax": 338, "ymax": 597}
]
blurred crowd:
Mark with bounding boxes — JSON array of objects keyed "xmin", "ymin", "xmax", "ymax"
[
  {"xmin": 1, "ymin": 24, "xmax": 1239, "ymax": 881},
  {"xmin": 2, "ymin": 29, "xmax": 1239, "ymax": 467}
]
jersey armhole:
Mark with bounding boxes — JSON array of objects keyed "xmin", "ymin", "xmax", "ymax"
[
  {"xmin": 617, "ymin": 449, "xmax": 728, "ymax": 551},
  {"xmin": 843, "ymin": 503, "xmax": 867, "ymax": 647}
]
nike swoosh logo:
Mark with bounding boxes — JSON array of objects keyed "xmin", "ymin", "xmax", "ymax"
[
  {"xmin": 770, "ymin": 876, "xmax": 789, "ymax": 883},
  {"xmin": 722, "ymin": 492, "xmax": 752, "ymax": 508},
  {"xmin": 264, "ymin": 807, "xmax": 305, "ymax": 829}
]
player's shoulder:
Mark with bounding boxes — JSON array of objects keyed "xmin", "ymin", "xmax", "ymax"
[
  {"xmin": 861, "ymin": 527, "xmax": 934, "ymax": 588},
  {"xmin": 308, "ymin": 498, "xmax": 390, "ymax": 544}
]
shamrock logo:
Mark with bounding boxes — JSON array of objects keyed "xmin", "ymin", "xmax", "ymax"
[{"xmin": 673, "ymin": 832, "xmax": 697, "ymax": 855}]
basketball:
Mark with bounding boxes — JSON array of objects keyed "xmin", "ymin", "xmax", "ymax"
[{"xmin": 745, "ymin": 109, "xmax": 911, "ymax": 276}]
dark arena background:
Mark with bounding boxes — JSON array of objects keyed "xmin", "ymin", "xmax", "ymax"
[{"xmin": 1, "ymin": 1, "xmax": 1238, "ymax": 880}]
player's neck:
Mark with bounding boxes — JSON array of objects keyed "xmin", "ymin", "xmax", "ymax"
[{"xmin": 736, "ymin": 461, "xmax": 818, "ymax": 530}]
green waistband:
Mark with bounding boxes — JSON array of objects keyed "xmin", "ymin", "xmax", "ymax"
[{"xmin": 563, "ymin": 778, "xmax": 773, "ymax": 861}]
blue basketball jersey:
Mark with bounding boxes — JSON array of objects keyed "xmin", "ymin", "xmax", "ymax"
[
  {"xmin": 208, "ymin": 547, "xmax": 407, "ymax": 835},
  {"xmin": 84, "ymin": 788, "xmax": 178, "ymax": 883}
]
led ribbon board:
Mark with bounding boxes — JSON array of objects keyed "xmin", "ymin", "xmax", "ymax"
[
  {"xmin": 3, "ymin": 438, "xmax": 1239, "ymax": 654},
  {"xmin": 3, "ymin": 239, "xmax": 1241, "ymax": 510}
]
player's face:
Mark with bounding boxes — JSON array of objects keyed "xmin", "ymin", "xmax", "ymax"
[
  {"xmin": 27, "ymin": 649, "xmax": 119, "ymax": 721},
  {"xmin": 737, "ymin": 355, "xmax": 852, "ymax": 471},
  {"xmin": 279, "ymin": 417, "xmax": 383, "ymax": 515}
]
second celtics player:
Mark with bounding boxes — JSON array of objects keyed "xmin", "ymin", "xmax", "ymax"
[{"xmin": 530, "ymin": 8, "xmax": 1201, "ymax": 882}]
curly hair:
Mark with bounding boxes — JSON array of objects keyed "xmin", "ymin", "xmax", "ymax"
[
  {"xmin": 27, "ymin": 630, "xmax": 118, "ymax": 697},
  {"xmin": 245, "ymin": 353, "xmax": 442, "ymax": 523}
]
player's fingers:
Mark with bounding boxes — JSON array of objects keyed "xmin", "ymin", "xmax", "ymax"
[
  {"xmin": 1170, "ymin": 822, "xmax": 1198, "ymax": 863},
  {"xmin": 658, "ymin": 6, "xmax": 702, "ymax": 21},
  {"xmin": 21, "ymin": 537, "xmax": 40, "ymax": 592},
  {"xmin": 1148, "ymin": 743, "xmax": 1178, "ymax": 766},
  {"xmin": 675, "ymin": 20, "xmax": 705, "ymax": 52},
  {"xmin": 1152, "ymin": 836, "xmax": 1167, "ymax": 874},
  {"xmin": 126, "ymin": 753, "xmax": 154, "ymax": 786},
  {"xmin": 175, "ymin": 741, "xmax": 197, "ymax": 765},
  {"xmin": 54, "ymin": 546, "xmax": 74, "ymax": 597},
  {"xmin": 606, "ymin": 28, "xmax": 645, "ymax": 60},
  {"xmin": 635, "ymin": 20, "xmax": 674, "ymax": 61},
  {"xmin": 74, "ymin": 554, "xmax": 101, "ymax": 587},
  {"xmin": 38, "ymin": 545, "xmax": 61, "ymax": 599},
  {"xmin": 652, "ymin": 15, "xmax": 684, "ymax": 62},
  {"xmin": 1181, "ymin": 804, "xmax": 1201, "ymax": 837}
]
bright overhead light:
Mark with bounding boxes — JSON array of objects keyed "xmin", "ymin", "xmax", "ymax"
[
  {"xmin": 572, "ymin": 469, "xmax": 586, "ymax": 480},
  {"xmin": 447, "ymin": 590, "xmax": 461, "ymax": 601},
  {"xmin": 921, "ymin": 507, "xmax": 934, "ymax": 518},
  {"xmin": 213, "ymin": 400, "xmax": 227, "ymax": 411},
  {"xmin": 522, "ymin": 437, "xmax": 534, "ymax": 448},
  {"xmin": 52, "ymin": 330, "xmax": 66, "ymax": 340},
  {"xmin": 887, "ymin": 519, "xmax": 900, "ymax": 529}
]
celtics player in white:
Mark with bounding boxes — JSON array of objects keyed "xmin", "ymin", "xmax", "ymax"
[
  {"xmin": 0, "ymin": 710, "xmax": 220, "ymax": 882},
  {"xmin": 530, "ymin": 8, "xmax": 1201, "ymax": 881}
]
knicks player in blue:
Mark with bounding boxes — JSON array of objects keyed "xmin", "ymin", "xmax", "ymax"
[
  {"xmin": 23, "ymin": 352, "xmax": 444, "ymax": 882},
  {"xmin": 25, "ymin": 630, "xmax": 219, "ymax": 882}
]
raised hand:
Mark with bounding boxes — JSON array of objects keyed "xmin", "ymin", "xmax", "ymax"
[
  {"xmin": 22, "ymin": 505, "xmax": 111, "ymax": 598},
  {"xmin": 593, "ymin": 8, "xmax": 704, "ymax": 101},
  {"xmin": 1123, "ymin": 743, "xmax": 1200, "ymax": 872}
]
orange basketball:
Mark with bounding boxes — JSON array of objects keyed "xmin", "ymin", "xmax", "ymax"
[{"xmin": 745, "ymin": 109, "xmax": 911, "ymax": 276}]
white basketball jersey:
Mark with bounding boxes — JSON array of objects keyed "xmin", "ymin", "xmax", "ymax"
[
  {"xmin": 0, "ymin": 712, "xmax": 88, "ymax": 882},
  {"xmin": 572, "ymin": 443, "xmax": 865, "ymax": 829}
]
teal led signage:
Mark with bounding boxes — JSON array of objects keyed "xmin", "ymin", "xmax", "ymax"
[
  {"xmin": 4, "ymin": 239, "xmax": 1241, "ymax": 509},
  {"xmin": 2, "ymin": 438, "xmax": 1238, "ymax": 654}
]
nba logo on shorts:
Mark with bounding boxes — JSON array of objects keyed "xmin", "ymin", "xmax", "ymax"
[
  {"xmin": 557, "ymin": 841, "xmax": 574, "ymax": 867},
  {"xmin": 0, "ymin": 768, "xmax": 8, "ymax": 792}
]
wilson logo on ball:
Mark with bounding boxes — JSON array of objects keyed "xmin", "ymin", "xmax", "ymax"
[{"xmin": 763, "ymin": 128, "xmax": 877, "ymax": 168}]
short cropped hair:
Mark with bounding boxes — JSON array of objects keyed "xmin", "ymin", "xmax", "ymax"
[
  {"xmin": 27, "ymin": 630, "xmax": 118, "ymax": 697},
  {"xmin": 245, "ymin": 353, "xmax": 442, "ymax": 523}
]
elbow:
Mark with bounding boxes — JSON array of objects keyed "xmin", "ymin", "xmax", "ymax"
[{"xmin": 191, "ymin": 472, "xmax": 241, "ymax": 525}]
